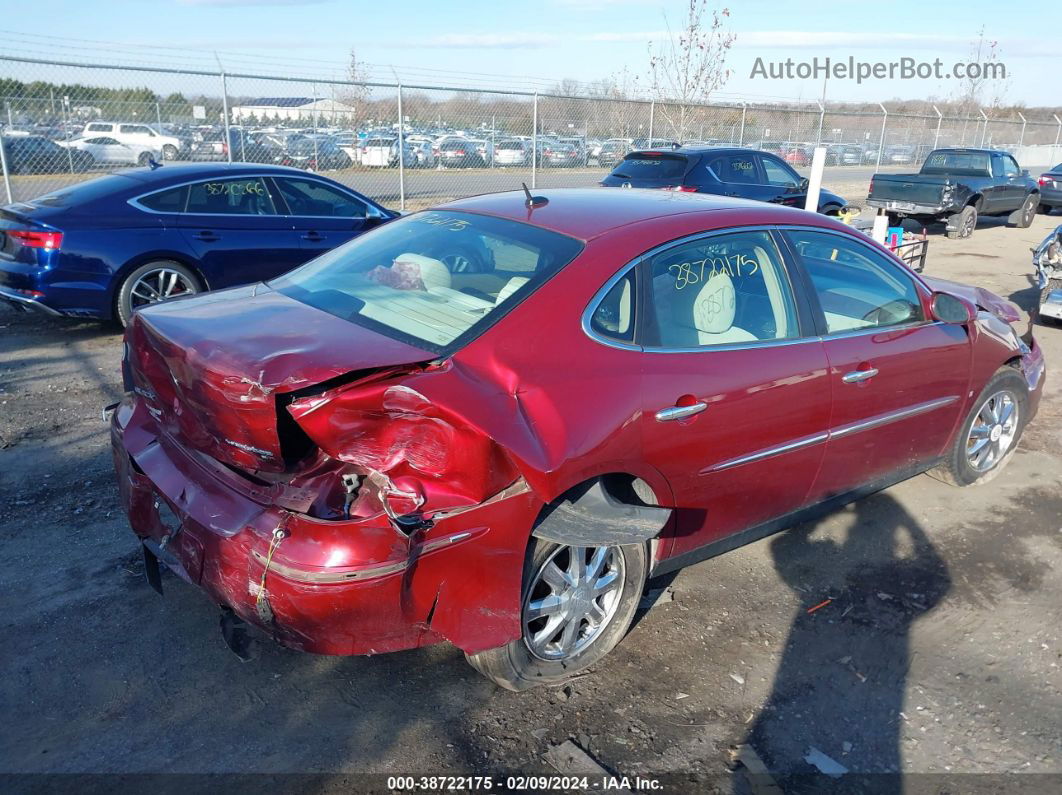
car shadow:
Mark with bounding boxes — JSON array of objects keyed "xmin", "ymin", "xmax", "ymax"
[{"xmin": 738, "ymin": 492, "xmax": 950, "ymax": 793}]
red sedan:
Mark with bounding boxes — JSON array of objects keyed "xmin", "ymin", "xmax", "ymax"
[{"xmin": 111, "ymin": 189, "xmax": 1044, "ymax": 690}]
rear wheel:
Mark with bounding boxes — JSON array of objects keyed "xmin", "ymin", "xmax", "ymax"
[
  {"xmin": 946, "ymin": 204, "xmax": 977, "ymax": 239},
  {"xmin": 116, "ymin": 261, "xmax": 201, "ymax": 327},
  {"xmin": 929, "ymin": 367, "xmax": 1028, "ymax": 487},
  {"xmin": 465, "ymin": 538, "xmax": 648, "ymax": 690},
  {"xmin": 162, "ymin": 144, "xmax": 178, "ymax": 161},
  {"xmin": 137, "ymin": 151, "xmax": 153, "ymax": 167}
]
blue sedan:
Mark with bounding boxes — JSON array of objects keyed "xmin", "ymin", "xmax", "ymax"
[{"xmin": 0, "ymin": 163, "xmax": 396, "ymax": 325}]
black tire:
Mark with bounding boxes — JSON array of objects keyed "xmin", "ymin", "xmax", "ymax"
[
  {"xmin": 929, "ymin": 367, "xmax": 1028, "ymax": 487},
  {"xmin": 465, "ymin": 538, "xmax": 648, "ymax": 691},
  {"xmin": 162, "ymin": 144, "xmax": 178, "ymax": 161},
  {"xmin": 137, "ymin": 152, "xmax": 153, "ymax": 167},
  {"xmin": 1009, "ymin": 194, "xmax": 1038, "ymax": 228},
  {"xmin": 116, "ymin": 260, "xmax": 202, "ymax": 328},
  {"xmin": 946, "ymin": 204, "xmax": 977, "ymax": 239},
  {"xmin": 1039, "ymin": 203, "xmax": 1054, "ymax": 216}
]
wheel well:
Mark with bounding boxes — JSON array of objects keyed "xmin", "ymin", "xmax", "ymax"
[
  {"xmin": 967, "ymin": 194, "xmax": 983, "ymax": 210},
  {"xmin": 110, "ymin": 255, "xmax": 208, "ymax": 320},
  {"xmin": 530, "ymin": 474, "xmax": 671, "ymax": 548}
]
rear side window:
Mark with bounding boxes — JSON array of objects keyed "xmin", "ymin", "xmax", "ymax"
[
  {"xmin": 646, "ymin": 230, "xmax": 799, "ymax": 347},
  {"xmin": 186, "ymin": 178, "xmax": 277, "ymax": 215},
  {"xmin": 706, "ymin": 153, "xmax": 759, "ymax": 184},
  {"xmin": 86, "ymin": 123, "xmax": 111, "ymax": 133},
  {"xmin": 922, "ymin": 151, "xmax": 990, "ymax": 175},
  {"xmin": 613, "ymin": 154, "xmax": 688, "ymax": 180},
  {"xmin": 138, "ymin": 186, "xmax": 187, "ymax": 213}
]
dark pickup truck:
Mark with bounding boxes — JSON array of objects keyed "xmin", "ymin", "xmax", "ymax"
[{"xmin": 866, "ymin": 148, "xmax": 1040, "ymax": 239}]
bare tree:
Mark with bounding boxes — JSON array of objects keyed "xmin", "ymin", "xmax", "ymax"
[
  {"xmin": 648, "ymin": 1, "xmax": 735, "ymax": 142},
  {"xmin": 952, "ymin": 27, "xmax": 1010, "ymax": 116},
  {"xmin": 338, "ymin": 48, "xmax": 372, "ymax": 128}
]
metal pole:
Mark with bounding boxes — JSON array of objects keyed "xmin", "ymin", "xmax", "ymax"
[
  {"xmin": 1054, "ymin": 114, "xmax": 1061, "ymax": 161},
  {"xmin": 0, "ymin": 127, "xmax": 12, "ymax": 204},
  {"xmin": 532, "ymin": 92, "xmax": 538, "ymax": 189},
  {"xmin": 396, "ymin": 82, "xmax": 405, "ymax": 212},
  {"xmin": 816, "ymin": 101, "xmax": 825, "ymax": 145},
  {"xmin": 979, "ymin": 109, "xmax": 989, "ymax": 148},
  {"xmin": 61, "ymin": 98, "xmax": 74, "ymax": 174},
  {"xmin": 876, "ymin": 104, "xmax": 887, "ymax": 170},
  {"xmin": 219, "ymin": 71, "xmax": 233, "ymax": 163},
  {"xmin": 648, "ymin": 100, "xmax": 655, "ymax": 144},
  {"xmin": 491, "ymin": 114, "xmax": 495, "ymax": 168},
  {"xmin": 739, "ymin": 102, "xmax": 746, "ymax": 145},
  {"xmin": 155, "ymin": 101, "xmax": 162, "ymax": 128},
  {"xmin": 312, "ymin": 83, "xmax": 319, "ymax": 169},
  {"xmin": 1018, "ymin": 112, "xmax": 1027, "ymax": 148},
  {"xmin": 932, "ymin": 105, "xmax": 942, "ymax": 149}
]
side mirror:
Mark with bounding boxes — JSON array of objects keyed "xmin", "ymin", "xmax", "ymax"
[
  {"xmin": 1022, "ymin": 169, "xmax": 1030, "ymax": 177},
  {"xmin": 799, "ymin": 177, "xmax": 810, "ymax": 191},
  {"xmin": 931, "ymin": 292, "xmax": 976, "ymax": 324}
]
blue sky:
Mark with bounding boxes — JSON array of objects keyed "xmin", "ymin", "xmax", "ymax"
[{"xmin": 4, "ymin": 0, "xmax": 1059, "ymax": 106}]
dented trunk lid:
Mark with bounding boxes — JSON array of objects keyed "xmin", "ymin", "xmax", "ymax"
[{"xmin": 126, "ymin": 283, "xmax": 434, "ymax": 473}]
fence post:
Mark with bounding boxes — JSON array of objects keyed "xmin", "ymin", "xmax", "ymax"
[
  {"xmin": 218, "ymin": 68, "xmax": 233, "ymax": 164},
  {"xmin": 155, "ymin": 101, "xmax": 162, "ymax": 128},
  {"xmin": 875, "ymin": 104, "xmax": 887, "ymax": 170},
  {"xmin": 648, "ymin": 100, "xmax": 655, "ymax": 143},
  {"xmin": 491, "ymin": 114, "xmax": 495, "ymax": 168},
  {"xmin": 531, "ymin": 92, "xmax": 538, "ymax": 189},
  {"xmin": 60, "ymin": 96, "xmax": 75, "ymax": 174},
  {"xmin": 311, "ymin": 83, "xmax": 319, "ymax": 169},
  {"xmin": 1055, "ymin": 114, "xmax": 1061, "ymax": 161},
  {"xmin": 979, "ymin": 109, "xmax": 989, "ymax": 148},
  {"xmin": 1017, "ymin": 112, "xmax": 1026, "ymax": 148},
  {"xmin": 932, "ymin": 105, "xmax": 942, "ymax": 149},
  {"xmin": 396, "ymin": 82, "xmax": 405, "ymax": 212},
  {"xmin": 0, "ymin": 126, "xmax": 12, "ymax": 204},
  {"xmin": 816, "ymin": 101, "xmax": 825, "ymax": 145},
  {"xmin": 739, "ymin": 102, "xmax": 746, "ymax": 145}
]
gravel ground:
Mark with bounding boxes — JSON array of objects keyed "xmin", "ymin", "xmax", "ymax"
[{"xmin": 1, "ymin": 210, "xmax": 1060, "ymax": 791}]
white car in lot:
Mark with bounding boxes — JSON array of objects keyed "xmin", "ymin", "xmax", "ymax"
[
  {"xmin": 59, "ymin": 136, "xmax": 161, "ymax": 166},
  {"xmin": 360, "ymin": 136, "xmax": 416, "ymax": 168},
  {"xmin": 80, "ymin": 122, "xmax": 187, "ymax": 160}
]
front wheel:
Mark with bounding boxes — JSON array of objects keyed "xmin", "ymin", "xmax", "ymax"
[
  {"xmin": 465, "ymin": 539, "xmax": 648, "ymax": 691},
  {"xmin": 929, "ymin": 367, "xmax": 1028, "ymax": 487},
  {"xmin": 162, "ymin": 144, "xmax": 179, "ymax": 161}
]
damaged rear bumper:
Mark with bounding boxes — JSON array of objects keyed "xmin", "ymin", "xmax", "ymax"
[{"xmin": 110, "ymin": 395, "xmax": 540, "ymax": 656}]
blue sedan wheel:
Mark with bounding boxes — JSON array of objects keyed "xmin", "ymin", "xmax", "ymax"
[{"xmin": 117, "ymin": 261, "xmax": 201, "ymax": 327}]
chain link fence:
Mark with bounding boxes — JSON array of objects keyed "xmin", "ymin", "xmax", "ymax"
[{"xmin": 2, "ymin": 54, "xmax": 1061, "ymax": 208}]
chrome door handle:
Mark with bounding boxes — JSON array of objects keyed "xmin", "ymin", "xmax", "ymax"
[
  {"xmin": 655, "ymin": 402, "xmax": 708, "ymax": 422},
  {"xmin": 842, "ymin": 368, "xmax": 879, "ymax": 384}
]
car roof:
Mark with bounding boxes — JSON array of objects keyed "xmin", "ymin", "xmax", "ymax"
[
  {"xmin": 930, "ymin": 147, "xmax": 1008, "ymax": 155},
  {"xmin": 436, "ymin": 187, "xmax": 834, "ymax": 241},
  {"xmin": 108, "ymin": 162, "xmax": 316, "ymax": 183}
]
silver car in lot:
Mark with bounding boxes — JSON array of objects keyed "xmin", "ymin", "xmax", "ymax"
[
  {"xmin": 1035, "ymin": 224, "xmax": 1062, "ymax": 323},
  {"xmin": 494, "ymin": 138, "xmax": 531, "ymax": 166}
]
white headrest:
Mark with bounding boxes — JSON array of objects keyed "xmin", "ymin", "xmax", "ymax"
[
  {"xmin": 394, "ymin": 252, "xmax": 451, "ymax": 290},
  {"xmin": 692, "ymin": 271, "xmax": 737, "ymax": 334},
  {"xmin": 495, "ymin": 276, "xmax": 530, "ymax": 305}
]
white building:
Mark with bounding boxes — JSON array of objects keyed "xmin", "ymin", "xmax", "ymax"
[{"xmin": 231, "ymin": 97, "xmax": 357, "ymax": 123}]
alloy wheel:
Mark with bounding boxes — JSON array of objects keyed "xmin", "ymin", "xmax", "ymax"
[
  {"xmin": 130, "ymin": 268, "xmax": 197, "ymax": 309},
  {"xmin": 965, "ymin": 389, "xmax": 1019, "ymax": 472},
  {"xmin": 522, "ymin": 544, "xmax": 625, "ymax": 661}
]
